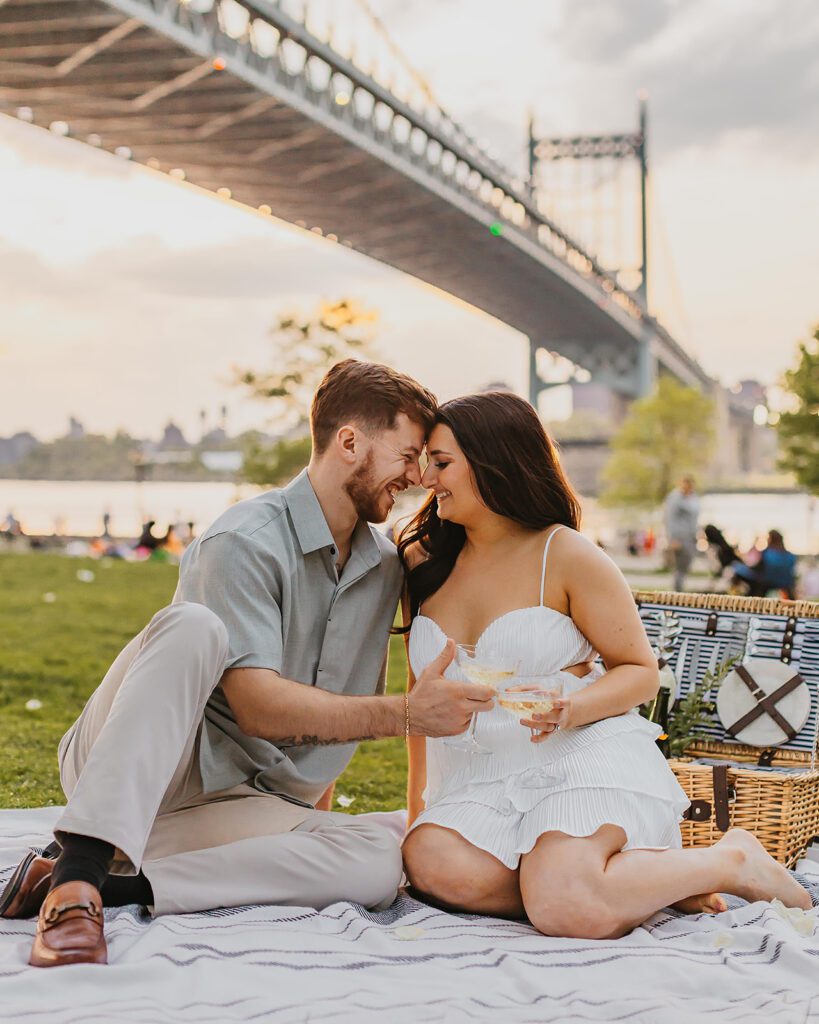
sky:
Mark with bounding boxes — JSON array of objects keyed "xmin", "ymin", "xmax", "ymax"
[{"xmin": 1, "ymin": 0, "xmax": 817, "ymax": 442}]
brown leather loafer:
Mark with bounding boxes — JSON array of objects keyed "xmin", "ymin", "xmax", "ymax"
[
  {"xmin": 0, "ymin": 852, "xmax": 53, "ymax": 919},
  {"xmin": 29, "ymin": 882, "xmax": 107, "ymax": 967}
]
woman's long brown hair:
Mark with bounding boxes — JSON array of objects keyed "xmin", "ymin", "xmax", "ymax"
[{"xmin": 397, "ymin": 392, "xmax": 582, "ymax": 628}]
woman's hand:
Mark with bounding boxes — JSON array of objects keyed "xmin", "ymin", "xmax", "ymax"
[{"xmin": 521, "ymin": 697, "xmax": 572, "ymax": 742}]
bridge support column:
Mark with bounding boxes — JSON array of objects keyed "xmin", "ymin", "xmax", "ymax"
[{"xmin": 635, "ymin": 334, "xmax": 657, "ymax": 397}]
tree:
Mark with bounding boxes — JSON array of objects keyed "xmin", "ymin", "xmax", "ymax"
[
  {"xmin": 234, "ymin": 299, "xmax": 378, "ymax": 486},
  {"xmin": 599, "ymin": 377, "xmax": 715, "ymax": 508},
  {"xmin": 776, "ymin": 327, "xmax": 819, "ymax": 495}
]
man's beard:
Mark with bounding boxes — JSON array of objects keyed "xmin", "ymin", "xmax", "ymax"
[{"xmin": 344, "ymin": 451, "xmax": 389, "ymax": 524}]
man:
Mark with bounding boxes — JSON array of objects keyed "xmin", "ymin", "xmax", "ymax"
[
  {"xmin": 2, "ymin": 360, "xmax": 494, "ymax": 968},
  {"xmin": 664, "ymin": 475, "xmax": 700, "ymax": 592}
]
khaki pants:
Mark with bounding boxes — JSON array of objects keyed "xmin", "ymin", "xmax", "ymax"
[{"xmin": 55, "ymin": 603, "xmax": 402, "ymax": 915}]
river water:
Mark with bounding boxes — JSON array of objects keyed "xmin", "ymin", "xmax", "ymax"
[{"xmin": 1, "ymin": 479, "xmax": 816, "ymax": 554}]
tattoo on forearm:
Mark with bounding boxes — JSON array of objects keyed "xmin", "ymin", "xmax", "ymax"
[{"xmin": 277, "ymin": 735, "xmax": 377, "ymax": 747}]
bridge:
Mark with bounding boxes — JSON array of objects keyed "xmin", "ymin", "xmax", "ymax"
[{"xmin": 0, "ymin": 0, "xmax": 715, "ymax": 407}]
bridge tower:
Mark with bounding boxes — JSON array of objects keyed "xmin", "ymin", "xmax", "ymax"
[{"xmin": 527, "ymin": 97, "xmax": 655, "ymax": 411}]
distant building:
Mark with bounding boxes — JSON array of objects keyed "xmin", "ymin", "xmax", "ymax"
[
  {"xmin": 160, "ymin": 421, "xmax": 190, "ymax": 450},
  {"xmin": 200, "ymin": 426, "xmax": 228, "ymax": 446},
  {"xmin": 0, "ymin": 431, "xmax": 40, "ymax": 466},
  {"xmin": 67, "ymin": 416, "xmax": 85, "ymax": 440}
]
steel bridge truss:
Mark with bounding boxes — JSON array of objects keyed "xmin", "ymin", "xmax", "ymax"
[{"xmin": 0, "ymin": 0, "xmax": 713, "ymax": 400}]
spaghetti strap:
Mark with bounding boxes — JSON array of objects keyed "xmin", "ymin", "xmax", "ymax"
[{"xmin": 539, "ymin": 525, "xmax": 566, "ymax": 606}]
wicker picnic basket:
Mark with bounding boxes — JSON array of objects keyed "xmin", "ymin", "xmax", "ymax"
[{"xmin": 634, "ymin": 590, "xmax": 819, "ymax": 867}]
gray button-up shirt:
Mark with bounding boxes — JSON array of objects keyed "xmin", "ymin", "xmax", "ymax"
[{"xmin": 173, "ymin": 470, "xmax": 403, "ymax": 805}]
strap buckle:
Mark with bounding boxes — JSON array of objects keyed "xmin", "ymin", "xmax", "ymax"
[{"xmin": 43, "ymin": 899, "xmax": 101, "ymax": 926}]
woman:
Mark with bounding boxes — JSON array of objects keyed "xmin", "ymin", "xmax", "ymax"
[
  {"xmin": 737, "ymin": 529, "xmax": 798, "ymax": 600},
  {"xmin": 399, "ymin": 393, "xmax": 809, "ymax": 939}
]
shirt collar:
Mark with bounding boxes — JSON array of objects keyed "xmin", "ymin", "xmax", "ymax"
[
  {"xmin": 283, "ymin": 469, "xmax": 383, "ymax": 570},
  {"xmin": 283, "ymin": 470, "xmax": 335, "ymax": 555}
]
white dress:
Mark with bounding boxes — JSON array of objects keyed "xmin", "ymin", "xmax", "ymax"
[{"xmin": 406, "ymin": 527, "xmax": 690, "ymax": 869}]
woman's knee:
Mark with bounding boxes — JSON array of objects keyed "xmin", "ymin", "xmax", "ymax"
[
  {"xmin": 525, "ymin": 885, "xmax": 626, "ymax": 940},
  {"xmin": 403, "ymin": 829, "xmax": 503, "ymax": 909}
]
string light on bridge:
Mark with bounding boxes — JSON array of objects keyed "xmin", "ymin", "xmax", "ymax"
[
  {"xmin": 334, "ymin": 91, "xmax": 351, "ymax": 106},
  {"xmin": 213, "ymin": 56, "xmax": 226, "ymax": 71},
  {"xmin": 15, "ymin": 107, "xmax": 34, "ymax": 122},
  {"xmin": 489, "ymin": 222, "xmax": 503, "ymax": 237},
  {"xmin": 216, "ymin": 187, "xmax": 232, "ymax": 199},
  {"xmin": 169, "ymin": 167, "xmax": 186, "ymax": 180},
  {"xmin": 49, "ymin": 121, "xmax": 69, "ymax": 136},
  {"xmin": 257, "ymin": 204, "xmax": 272, "ymax": 215}
]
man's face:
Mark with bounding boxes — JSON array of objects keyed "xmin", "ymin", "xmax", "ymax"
[{"xmin": 344, "ymin": 413, "xmax": 426, "ymax": 523}]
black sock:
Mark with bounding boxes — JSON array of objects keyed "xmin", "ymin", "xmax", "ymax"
[
  {"xmin": 50, "ymin": 834, "xmax": 115, "ymax": 893},
  {"xmin": 101, "ymin": 872, "xmax": 154, "ymax": 907}
]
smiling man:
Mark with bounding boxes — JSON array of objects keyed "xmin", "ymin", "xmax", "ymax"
[{"xmin": 2, "ymin": 359, "xmax": 497, "ymax": 968}]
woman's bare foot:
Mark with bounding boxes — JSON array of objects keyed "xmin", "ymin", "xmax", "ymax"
[
  {"xmin": 672, "ymin": 892, "xmax": 728, "ymax": 915},
  {"xmin": 717, "ymin": 829, "xmax": 812, "ymax": 910}
]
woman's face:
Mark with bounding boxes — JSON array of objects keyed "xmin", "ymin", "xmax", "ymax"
[{"xmin": 420, "ymin": 423, "xmax": 483, "ymax": 525}]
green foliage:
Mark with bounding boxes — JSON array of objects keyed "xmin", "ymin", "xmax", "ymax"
[
  {"xmin": 0, "ymin": 554, "xmax": 408, "ymax": 813},
  {"xmin": 666, "ymin": 656, "xmax": 737, "ymax": 757},
  {"xmin": 241, "ymin": 434, "xmax": 313, "ymax": 488},
  {"xmin": 0, "ymin": 432, "xmax": 141, "ymax": 481},
  {"xmin": 600, "ymin": 377, "xmax": 715, "ymax": 508},
  {"xmin": 776, "ymin": 327, "xmax": 819, "ymax": 495},
  {"xmin": 234, "ymin": 299, "xmax": 379, "ymax": 434}
]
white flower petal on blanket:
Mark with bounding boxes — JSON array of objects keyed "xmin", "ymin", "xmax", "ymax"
[
  {"xmin": 76, "ymin": 569, "xmax": 95, "ymax": 583},
  {"xmin": 771, "ymin": 899, "xmax": 818, "ymax": 936},
  {"xmin": 393, "ymin": 925, "xmax": 425, "ymax": 940},
  {"xmin": 336, "ymin": 795, "xmax": 354, "ymax": 808},
  {"xmin": 42, "ymin": 592, "xmax": 57, "ymax": 603},
  {"xmin": 25, "ymin": 699, "xmax": 42, "ymax": 711}
]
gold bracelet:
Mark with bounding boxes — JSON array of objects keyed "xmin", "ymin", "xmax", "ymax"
[{"xmin": 404, "ymin": 693, "xmax": 411, "ymax": 739}]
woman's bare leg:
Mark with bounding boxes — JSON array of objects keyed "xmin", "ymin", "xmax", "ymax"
[
  {"xmin": 403, "ymin": 824, "xmax": 524, "ymax": 918},
  {"xmin": 520, "ymin": 826, "xmax": 810, "ymax": 940}
]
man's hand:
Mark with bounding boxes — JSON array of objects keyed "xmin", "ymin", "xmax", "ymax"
[{"xmin": 408, "ymin": 639, "xmax": 495, "ymax": 737}]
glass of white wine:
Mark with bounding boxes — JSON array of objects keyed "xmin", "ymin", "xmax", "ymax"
[
  {"xmin": 496, "ymin": 677, "xmax": 565, "ymax": 738},
  {"xmin": 448, "ymin": 643, "xmax": 518, "ymax": 754}
]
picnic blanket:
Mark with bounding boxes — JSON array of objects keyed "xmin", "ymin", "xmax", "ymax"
[{"xmin": 2, "ymin": 807, "xmax": 819, "ymax": 1023}]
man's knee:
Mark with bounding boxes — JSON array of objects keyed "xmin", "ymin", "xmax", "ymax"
[
  {"xmin": 149, "ymin": 603, "xmax": 229, "ymax": 658},
  {"xmin": 338, "ymin": 819, "xmax": 403, "ymax": 909}
]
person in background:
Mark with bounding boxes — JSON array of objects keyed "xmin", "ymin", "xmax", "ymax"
[
  {"xmin": 664, "ymin": 477, "xmax": 700, "ymax": 592},
  {"xmin": 703, "ymin": 524, "xmax": 744, "ymax": 591},
  {"xmin": 734, "ymin": 529, "xmax": 798, "ymax": 599},
  {"xmin": 135, "ymin": 520, "xmax": 160, "ymax": 553}
]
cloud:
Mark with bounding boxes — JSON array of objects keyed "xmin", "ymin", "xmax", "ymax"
[
  {"xmin": 559, "ymin": 0, "xmax": 679, "ymax": 62},
  {"xmin": 558, "ymin": 0, "xmax": 819, "ymax": 157}
]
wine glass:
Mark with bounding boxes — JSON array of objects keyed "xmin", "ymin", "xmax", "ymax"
[
  {"xmin": 446, "ymin": 643, "xmax": 518, "ymax": 754},
  {"xmin": 496, "ymin": 676, "xmax": 565, "ymax": 738}
]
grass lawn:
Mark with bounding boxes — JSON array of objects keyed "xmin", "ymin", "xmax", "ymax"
[{"xmin": 0, "ymin": 553, "xmax": 408, "ymax": 814}]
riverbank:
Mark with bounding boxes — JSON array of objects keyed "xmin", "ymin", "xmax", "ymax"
[{"xmin": 2, "ymin": 478, "xmax": 816, "ymax": 553}]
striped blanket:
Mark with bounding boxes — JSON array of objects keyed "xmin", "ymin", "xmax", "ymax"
[{"xmin": 1, "ymin": 807, "xmax": 818, "ymax": 1023}]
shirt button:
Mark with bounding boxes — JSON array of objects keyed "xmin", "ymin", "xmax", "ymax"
[{"xmin": 330, "ymin": 546, "xmax": 336, "ymax": 555}]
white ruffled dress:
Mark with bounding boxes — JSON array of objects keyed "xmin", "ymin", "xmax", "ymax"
[{"xmin": 406, "ymin": 533, "xmax": 690, "ymax": 869}]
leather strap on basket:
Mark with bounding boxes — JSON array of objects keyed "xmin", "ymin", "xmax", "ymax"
[
  {"xmin": 725, "ymin": 664, "xmax": 803, "ymax": 741},
  {"xmin": 712, "ymin": 765, "xmax": 732, "ymax": 832}
]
